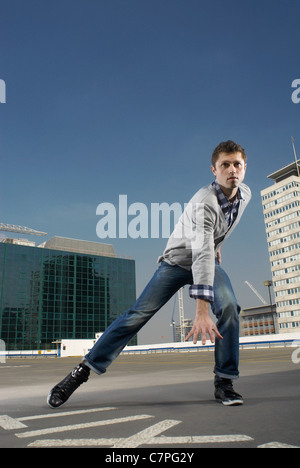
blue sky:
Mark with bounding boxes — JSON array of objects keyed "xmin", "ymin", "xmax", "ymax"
[{"xmin": 1, "ymin": 0, "xmax": 300, "ymax": 344}]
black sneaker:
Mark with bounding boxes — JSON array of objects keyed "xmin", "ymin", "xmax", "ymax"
[
  {"xmin": 214, "ymin": 376, "xmax": 244, "ymax": 406},
  {"xmin": 47, "ymin": 363, "xmax": 90, "ymax": 409}
]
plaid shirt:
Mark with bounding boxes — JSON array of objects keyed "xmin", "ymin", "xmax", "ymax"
[
  {"xmin": 189, "ymin": 181, "xmax": 244, "ymax": 302},
  {"xmin": 212, "ymin": 180, "xmax": 244, "ymax": 228}
]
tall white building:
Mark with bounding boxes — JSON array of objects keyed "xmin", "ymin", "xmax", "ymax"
[{"xmin": 261, "ymin": 161, "xmax": 300, "ymax": 333}]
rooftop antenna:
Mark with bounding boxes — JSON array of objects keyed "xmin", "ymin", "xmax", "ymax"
[{"xmin": 291, "ymin": 136, "xmax": 300, "ymax": 177}]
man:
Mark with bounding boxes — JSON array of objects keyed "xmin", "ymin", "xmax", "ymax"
[{"xmin": 47, "ymin": 140, "xmax": 251, "ymax": 408}]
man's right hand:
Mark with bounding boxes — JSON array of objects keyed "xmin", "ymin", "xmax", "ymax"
[{"xmin": 185, "ymin": 299, "xmax": 223, "ymax": 345}]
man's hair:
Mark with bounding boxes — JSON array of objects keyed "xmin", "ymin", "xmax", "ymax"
[{"xmin": 211, "ymin": 140, "xmax": 247, "ymax": 168}]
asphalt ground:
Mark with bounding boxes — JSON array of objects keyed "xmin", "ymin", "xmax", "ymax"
[{"xmin": 0, "ymin": 347, "xmax": 300, "ymax": 451}]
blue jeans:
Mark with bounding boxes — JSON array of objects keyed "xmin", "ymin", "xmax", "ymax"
[{"xmin": 85, "ymin": 261, "xmax": 241, "ymax": 379}]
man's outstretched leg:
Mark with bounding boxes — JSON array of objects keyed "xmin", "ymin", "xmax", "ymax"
[{"xmin": 47, "ymin": 262, "xmax": 192, "ymax": 408}]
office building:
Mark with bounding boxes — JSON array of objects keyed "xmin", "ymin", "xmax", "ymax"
[
  {"xmin": 261, "ymin": 161, "xmax": 300, "ymax": 333},
  {"xmin": 240, "ymin": 304, "xmax": 278, "ymax": 336},
  {"xmin": 0, "ymin": 237, "xmax": 136, "ymax": 350}
]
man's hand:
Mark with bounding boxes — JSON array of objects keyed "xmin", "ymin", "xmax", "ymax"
[{"xmin": 185, "ymin": 299, "xmax": 223, "ymax": 345}]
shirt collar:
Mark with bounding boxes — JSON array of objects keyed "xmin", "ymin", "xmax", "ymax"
[{"xmin": 212, "ymin": 180, "xmax": 244, "ymax": 208}]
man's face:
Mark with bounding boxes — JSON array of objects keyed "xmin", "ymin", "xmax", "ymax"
[{"xmin": 211, "ymin": 152, "xmax": 247, "ymax": 194}]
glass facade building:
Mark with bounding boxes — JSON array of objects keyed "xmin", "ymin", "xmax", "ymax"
[{"xmin": 0, "ymin": 241, "xmax": 136, "ymax": 350}]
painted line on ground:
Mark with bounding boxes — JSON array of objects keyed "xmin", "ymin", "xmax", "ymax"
[
  {"xmin": 0, "ymin": 415, "xmax": 28, "ymax": 430},
  {"xmin": 148, "ymin": 434, "xmax": 254, "ymax": 444},
  {"xmin": 258, "ymin": 442, "xmax": 300, "ymax": 448},
  {"xmin": 0, "ymin": 365, "xmax": 31, "ymax": 369},
  {"xmin": 28, "ymin": 433, "xmax": 254, "ymax": 448},
  {"xmin": 17, "ymin": 407, "xmax": 117, "ymax": 422},
  {"xmin": 29, "ymin": 438, "xmax": 121, "ymax": 447},
  {"xmin": 15, "ymin": 414, "xmax": 153, "ymax": 439},
  {"xmin": 0, "ymin": 407, "xmax": 117, "ymax": 430},
  {"xmin": 112, "ymin": 419, "xmax": 181, "ymax": 448}
]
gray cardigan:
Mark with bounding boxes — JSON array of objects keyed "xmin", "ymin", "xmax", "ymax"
[{"xmin": 158, "ymin": 182, "xmax": 252, "ymax": 290}]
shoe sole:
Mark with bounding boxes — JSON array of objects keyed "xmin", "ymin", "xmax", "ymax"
[{"xmin": 216, "ymin": 398, "xmax": 244, "ymax": 406}]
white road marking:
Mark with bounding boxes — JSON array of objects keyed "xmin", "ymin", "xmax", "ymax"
[
  {"xmin": 15, "ymin": 414, "xmax": 153, "ymax": 439},
  {"xmin": 113, "ymin": 419, "xmax": 181, "ymax": 448},
  {"xmin": 0, "ymin": 365, "xmax": 31, "ymax": 369},
  {"xmin": 28, "ymin": 433, "xmax": 254, "ymax": 448},
  {"xmin": 258, "ymin": 442, "xmax": 300, "ymax": 448},
  {"xmin": 151, "ymin": 434, "xmax": 254, "ymax": 444},
  {"xmin": 0, "ymin": 415, "xmax": 28, "ymax": 430},
  {"xmin": 17, "ymin": 407, "xmax": 117, "ymax": 422},
  {"xmin": 2, "ymin": 407, "xmax": 294, "ymax": 448},
  {"xmin": 29, "ymin": 438, "xmax": 121, "ymax": 447}
]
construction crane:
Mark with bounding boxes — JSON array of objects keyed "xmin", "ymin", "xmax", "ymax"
[
  {"xmin": 170, "ymin": 295, "xmax": 177, "ymax": 342},
  {"xmin": 245, "ymin": 281, "xmax": 267, "ymax": 305},
  {"xmin": 0, "ymin": 223, "xmax": 47, "ymax": 236},
  {"xmin": 178, "ymin": 288, "xmax": 185, "ymax": 342}
]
